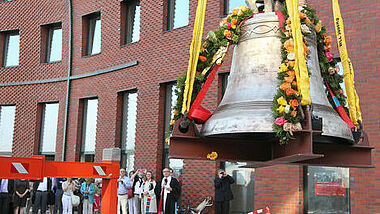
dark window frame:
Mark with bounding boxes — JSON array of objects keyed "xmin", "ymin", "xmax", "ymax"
[
  {"xmin": 121, "ymin": 0, "xmax": 140, "ymax": 46},
  {"xmin": 37, "ymin": 102, "xmax": 59, "ymax": 159},
  {"xmin": 79, "ymin": 97, "xmax": 98, "ymax": 162},
  {"xmin": 44, "ymin": 23, "xmax": 62, "ymax": 63},
  {"xmin": 162, "ymin": 82, "xmax": 176, "ymax": 169},
  {"xmin": 83, "ymin": 12, "xmax": 101, "ymax": 56},
  {"xmin": 119, "ymin": 89, "xmax": 138, "ymax": 169},
  {"xmin": 1, "ymin": 30, "xmax": 19, "ymax": 67}
]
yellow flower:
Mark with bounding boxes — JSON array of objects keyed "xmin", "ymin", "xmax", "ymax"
[
  {"xmin": 207, "ymin": 152, "xmax": 218, "ymax": 160},
  {"xmin": 277, "ymin": 96, "xmax": 288, "ymax": 106},
  {"xmin": 277, "ymin": 105, "xmax": 285, "ymax": 113},
  {"xmin": 224, "ymin": 30, "xmax": 232, "ymax": 40},
  {"xmin": 232, "ymin": 9, "xmax": 238, "ymax": 15},
  {"xmin": 169, "ymin": 120, "xmax": 175, "ymax": 126},
  {"xmin": 165, "ymin": 138, "xmax": 170, "ymax": 144},
  {"xmin": 239, "ymin": 6, "xmax": 248, "ymax": 12},
  {"xmin": 278, "ymin": 63, "xmax": 288, "ymax": 73},
  {"xmin": 315, "ymin": 21, "xmax": 322, "ymax": 33}
]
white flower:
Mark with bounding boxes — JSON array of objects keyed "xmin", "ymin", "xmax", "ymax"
[
  {"xmin": 301, "ymin": 24, "xmax": 311, "ymax": 34},
  {"xmin": 285, "ymin": 105, "xmax": 291, "ymax": 114},
  {"xmin": 287, "ymin": 52, "xmax": 295, "ymax": 60}
]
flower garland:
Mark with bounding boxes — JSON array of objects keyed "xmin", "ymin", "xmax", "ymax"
[
  {"xmin": 272, "ymin": 3, "xmax": 348, "ymax": 144},
  {"xmin": 169, "ymin": 6, "xmax": 254, "ymax": 132},
  {"xmin": 168, "ymin": 4, "xmax": 348, "ymax": 146}
]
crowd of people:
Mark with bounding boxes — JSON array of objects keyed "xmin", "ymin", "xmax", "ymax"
[
  {"xmin": 1, "ymin": 168, "xmax": 234, "ymax": 214},
  {"xmin": 117, "ymin": 167, "xmax": 181, "ymax": 214},
  {"xmin": 0, "ymin": 177, "xmax": 102, "ymax": 214}
]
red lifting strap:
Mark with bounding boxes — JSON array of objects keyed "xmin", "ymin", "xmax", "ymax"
[
  {"xmin": 325, "ymin": 80, "xmax": 355, "ymax": 130},
  {"xmin": 187, "ymin": 63, "xmax": 221, "ymax": 123}
]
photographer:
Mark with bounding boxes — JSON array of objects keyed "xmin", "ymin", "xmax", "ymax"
[
  {"xmin": 214, "ymin": 170, "xmax": 234, "ymax": 214},
  {"xmin": 118, "ymin": 168, "xmax": 132, "ymax": 214},
  {"xmin": 80, "ymin": 179, "xmax": 95, "ymax": 214}
]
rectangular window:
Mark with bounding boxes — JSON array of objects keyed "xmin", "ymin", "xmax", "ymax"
[
  {"xmin": 80, "ymin": 98, "xmax": 98, "ymax": 162},
  {"xmin": 304, "ymin": 166, "xmax": 350, "ymax": 213},
  {"xmin": 45, "ymin": 24, "xmax": 62, "ymax": 63},
  {"xmin": 223, "ymin": 0, "xmax": 248, "ymax": 15},
  {"xmin": 83, "ymin": 13, "xmax": 101, "ymax": 56},
  {"xmin": 39, "ymin": 103, "xmax": 59, "ymax": 159},
  {"xmin": 121, "ymin": 0, "xmax": 140, "ymax": 45},
  {"xmin": 1, "ymin": 30, "xmax": 20, "ymax": 67},
  {"xmin": 166, "ymin": 0, "xmax": 189, "ymax": 31},
  {"xmin": 120, "ymin": 90, "xmax": 138, "ymax": 173},
  {"xmin": 162, "ymin": 82, "xmax": 179, "ymax": 167},
  {"xmin": 0, "ymin": 105, "xmax": 16, "ymax": 156}
]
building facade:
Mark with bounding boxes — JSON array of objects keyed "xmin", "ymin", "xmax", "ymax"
[{"xmin": 0, "ymin": 0, "xmax": 378, "ymax": 213}]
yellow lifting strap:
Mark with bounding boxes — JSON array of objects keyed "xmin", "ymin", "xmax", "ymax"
[
  {"xmin": 332, "ymin": 0, "xmax": 362, "ymax": 125},
  {"xmin": 181, "ymin": 0, "xmax": 208, "ymax": 114},
  {"xmin": 286, "ymin": 0, "xmax": 311, "ymax": 106}
]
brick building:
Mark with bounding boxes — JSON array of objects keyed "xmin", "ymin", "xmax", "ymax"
[{"xmin": 0, "ymin": 0, "xmax": 378, "ymax": 213}]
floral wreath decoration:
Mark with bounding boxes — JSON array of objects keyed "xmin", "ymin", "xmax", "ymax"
[
  {"xmin": 272, "ymin": 3, "xmax": 348, "ymax": 144},
  {"xmin": 168, "ymin": 4, "xmax": 348, "ymax": 147}
]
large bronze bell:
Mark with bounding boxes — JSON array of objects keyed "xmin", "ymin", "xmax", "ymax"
[{"xmin": 201, "ymin": 10, "xmax": 354, "ymax": 143}]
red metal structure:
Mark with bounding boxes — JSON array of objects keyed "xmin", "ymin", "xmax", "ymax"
[{"xmin": 0, "ymin": 152, "xmax": 120, "ymax": 213}]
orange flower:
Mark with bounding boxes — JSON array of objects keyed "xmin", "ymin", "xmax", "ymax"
[
  {"xmin": 232, "ymin": 9, "xmax": 239, "ymax": 15},
  {"xmin": 289, "ymin": 99, "xmax": 299, "ymax": 109},
  {"xmin": 290, "ymin": 110, "xmax": 297, "ymax": 117},
  {"xmin": 199, "ymin": 55, "xmax": 207, "ymax": 62},
  {"xmin": 224, "ymin": 30, "xmax": 232, "ymax": 40},
  {"xmin": 169, "ymin": 120, "xmax": 175, "ymax": 126},
  {"xmin": 304, "ymin": 17, "xmax": 312, "ymax": 24},
  {"xmin": 287, "ymin": 60, "xmax": 295, "ymax": 68},
  {"xmin": 173, "ymin": 109, "xmax": 179, "ymax": 116},
  {"xmin": 280, "ymin": 82, "xmax": 292, "ymax": 91},
  {"xmin": 287, "ymin": 70, "xmax": 295, "ymax": 77},
  {"xmin": 284, "ymin": 39, "xmax": 294, "ymax": 53},
  {"xmin": 303, "ymin": 43, "xmax": 309, "ymax": 54},
  {"xmin": 324, "ymin": 36, "xmax": 332, "ymax": 45},
  {"xmin": 299, "ymin": 12, "xmax": 306, "ymax": 19},
  {"xmin": 284, "ymin": 75, "xmax": 294, "ymax": 83},
  {"xmin": 231, "ymin": 19, "xmax": 238, "ymax": 25},
  {"xmin": 286, "ymin": 18, "xmax": 291, "ymax": 25},
  {"xmin": 292, "ymin": 81, "xmax": 297, "ymax": 87},
  {"xmin": 286, "ymin": 88, "xmax": 297, "ymax": 96}
]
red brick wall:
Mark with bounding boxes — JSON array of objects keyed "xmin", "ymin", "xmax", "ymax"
[{"xmin": 0, "ymin": 0, "xmax": 378, "ymax": 213}]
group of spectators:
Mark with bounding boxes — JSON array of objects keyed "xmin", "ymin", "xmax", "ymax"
[
  {"xmin": 1, "ymin": 167, "xmax": 234, "ymax": 214},
  {"xmin": 0, "ymin": 177, "xmax": 102, "ymax": 214},
  {"xmin": 117, "ymin": 167, "xmax": 181, "ymax": 214}
]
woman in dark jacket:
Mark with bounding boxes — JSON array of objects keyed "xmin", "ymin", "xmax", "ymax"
[
  {"xmin": 214, "ymin": 170, "xmax": 234, "ymax": 214},
  {"xmin": 13, "ymin": 179, "xmax": 29, "ymax": 214}
]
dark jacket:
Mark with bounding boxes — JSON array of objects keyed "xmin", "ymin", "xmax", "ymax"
[
  {"xmin": 214, "ymin": 175, "xmax": 234, "ymax": 202},
  {"xmin": 154, "ymin": 177, "xmax": 181, "ymax": 214}
]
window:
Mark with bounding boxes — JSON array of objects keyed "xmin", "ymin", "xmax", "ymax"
[
  {"xmin": 166, "ymin": 0, "xmax": 189, "ymax": 31},
  {"xmin": 43, "ymin": 23, "xmax": 62, "ymax": 63},
  {"xmin": 1, "ymin": 30, "xmax": 20, "ymax": 67},
  {"xmin": 120, "ymin": 90, "xmax": 138, "ymax": 173},
  {"xmin": 223, "ymin": 0, "xmax": 248, "ymax": 15},
  {"xmin": 39, "ymin": 103, "xmax": 59, "ymax": 160},
  {"xmin": 83, "ymin": 12, "xmax": 101, "ymax": 56},
  {"xmin": 304, "ymin": 166, "xmax": 350, "ymax": 213},
  {"xmin": 80, "ymin": 98, "xmax": 98, "ymax": 162},
  {"xmin": 121, "ymin": 0, "xmax": 140, "ymax": 45},
  {"xmin": 162, "ymin": 82, "xmax": 178, "ymax": 167},
  {"xmin": 0, "ymin": 105, "xmax": 16, "ymax": 156}
]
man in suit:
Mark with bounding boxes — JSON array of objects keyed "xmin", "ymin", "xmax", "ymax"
[
  {"xmin": 214, "ymin": 169, "xmax": 234, "ymax": 214},
  {"xmin": 33, "ymin": 177, "xmax": 52, "ymax": 214},
  {"xmin": 0, "ymin": 179, "xmax": 14, "ymax": 214},
  {"xmin": 155, "ymin": 168, "xmax": 181, "ymax": 214}
]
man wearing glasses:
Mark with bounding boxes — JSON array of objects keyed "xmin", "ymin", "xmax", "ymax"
[{"xmin": 155, "ymin": 168, "xmax": 181, "ymax": 214}]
